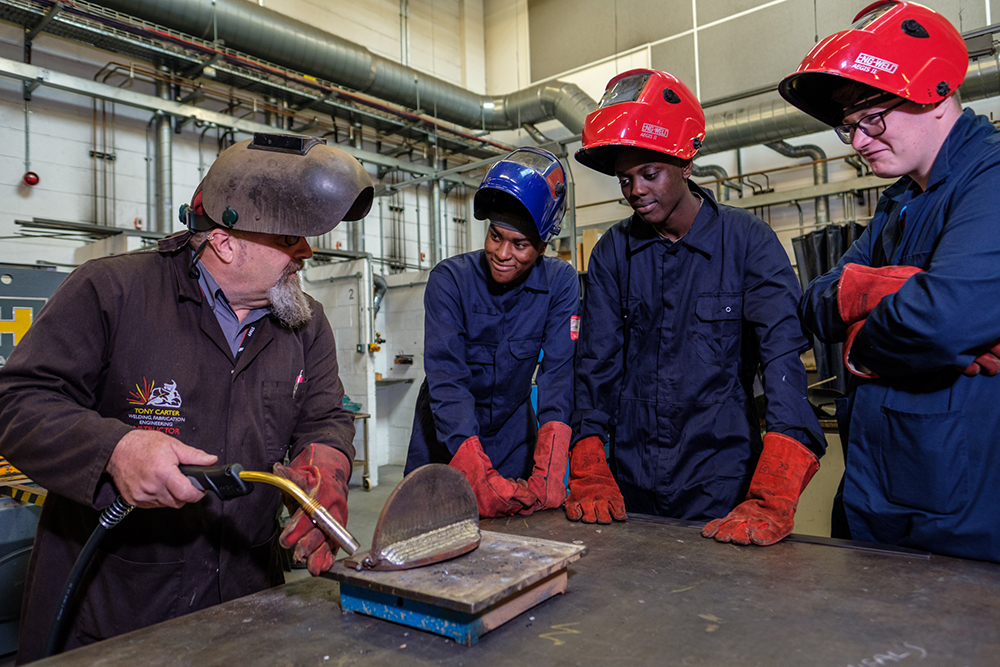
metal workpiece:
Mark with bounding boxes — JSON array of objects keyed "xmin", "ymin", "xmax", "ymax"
[
  {"xmin": 32, "ymin": 512, "xmax": 1000, "ymax": 666},
  {"xmin": 346, "ymin": 464, "xmax": 480, "ymax": 571}
]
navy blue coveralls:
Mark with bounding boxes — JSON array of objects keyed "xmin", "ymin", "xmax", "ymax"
[
  {"xmin": 406, "ymin": 251, "xmax": 579, "ymax": 479},
  {"xmin": 801, "ymin": 109, "xmax": 1000, "ymax": 563},
  {"xmin": 575, "ymin": 182, "xmax": 824, "ymax": 520}
]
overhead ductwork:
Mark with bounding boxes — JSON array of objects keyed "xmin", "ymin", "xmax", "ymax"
[
  {"xmin": 92, "ymin": 0, "xmax": 596, "ymax": 134},
  {"xmin": 44, "ymin": 2, "xmax": 1000, "ymax": 158},
  {"xmin": 701, "ymin": 48, "xmax": 1000, "ymax": 156}
]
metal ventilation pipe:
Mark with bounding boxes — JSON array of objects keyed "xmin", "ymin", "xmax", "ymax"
[
  {"xmin": 764, "ymin": 141, "xmax": 829, "ymax": 224},
  {"xmin": 372, "ymin": 273, "xmax": 388, "ymax": 318},
  {"xmin": 691, "ymin": 163, "xmax": 731, "ymax": 201},
  {"xmin": 93, "ymin": 0, "xmax": 596, "ymax": 134},
  {"xmin": 91, "ymin": 0, "xmax": 1000, "ymax": 154},
  {"xmin": 154, "ymin": 68, "xmax": 173, "ymax": 234},
  {"xmin": 701, "ymin": 51, "xmax": 1000, "ymax": 156}
]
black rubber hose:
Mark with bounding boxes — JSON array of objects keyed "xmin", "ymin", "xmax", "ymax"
[{"xmin": 43, "ymin": 496, "xmax": 134, "ymax": 658}]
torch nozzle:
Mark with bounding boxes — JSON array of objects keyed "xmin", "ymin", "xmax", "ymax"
[{"xmin": 237, "ymin": 470, "xmax": 360, "ymax": 556}]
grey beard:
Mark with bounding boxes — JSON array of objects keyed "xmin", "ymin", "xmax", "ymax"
[{"xmin": 268, "ymin": 264, "xmax": 312, "ymax": 329}]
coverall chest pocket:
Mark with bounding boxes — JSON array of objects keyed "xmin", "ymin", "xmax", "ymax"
[
  {"xmin": 694, "ymin": 294, "xmax": 742, "ymax": 366},
  {"xmin": 466, "ymin": 343, "xmax": 497, "ymax": 393},
  {"xmin": 263, "ymin": 381, "xmax": 302, "ymax": 461},
  {"xmin": 509, "ymin": 336, "xmax": 543, "ymax": 361},
  {"xmin": 878, "ymin": 406, "xmax": 968, "ymax": 514},
  {"xmin": 468, "ymin": 305, "xmax": 501, "ymax": 344}
]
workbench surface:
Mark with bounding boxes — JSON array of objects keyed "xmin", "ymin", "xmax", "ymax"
[{"xmin": 35, "ymin": 512, "xmax": 1000, "ymax": 666}]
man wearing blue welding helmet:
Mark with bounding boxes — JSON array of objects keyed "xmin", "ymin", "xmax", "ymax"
[{"xmin": 405, "ymin": 147, "xmax": 580, "ymax": 518}]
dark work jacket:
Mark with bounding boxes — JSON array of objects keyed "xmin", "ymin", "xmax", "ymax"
[
  {"xmin": 800, "ymin": 109, "xmax": 1000, "ymax": 563},
  {"xmin": 405, "ymin": 251, "xmax": 579, "ymax": 478},
  {"xmin": 574, "ymin": 182, "xmax": 824, "ymax": 520},
  {"xmin": 0, "ymin": 234, "xmax": 355, "ymax": 661}
]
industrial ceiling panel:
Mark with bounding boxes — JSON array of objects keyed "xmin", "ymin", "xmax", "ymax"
[
  {"xmin": 696, "ymin": 0, "xmax": 816, "ymax": 102},
  {"xmin": 649, "ymin": 34, "xmax": 697, "ymax": 96},
  {"xmin": 528, "ymin": 0, "xmax": 617, "ymax": 82}
]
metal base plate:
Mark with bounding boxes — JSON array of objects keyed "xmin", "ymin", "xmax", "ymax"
[{"xmin": 325, "ymin": 530, "xmax": 587, "ymax": 614}]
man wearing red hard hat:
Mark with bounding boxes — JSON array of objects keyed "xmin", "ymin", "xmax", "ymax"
[
  {"xmin": 782, "ymin": 1, "xmax": 1000, "ymax": 563},
  {"xmin": 569, "ymin": 69, "xmax": 825, "ymax": 547}
]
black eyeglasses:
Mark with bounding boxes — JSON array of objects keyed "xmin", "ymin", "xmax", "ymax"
[
  {"xmin": 276, "ymin": 235, "xmax": 303, "ymax": 248},
  {"xmin": 835, "ymin": 99, "xmax": 908, "ymax": 144}
]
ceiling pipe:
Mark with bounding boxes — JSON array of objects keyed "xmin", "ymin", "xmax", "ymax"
[
  {"xmin": 702, "ymin": 50, "xmax": 1000, "ymax": 156},
  {"xmin": 91, "ymin": 0, "xmax": 596, "ymax": 134},
  {"xmin": 82, "ymin": 1, "xmax": 1000, "ymax": 157},
  {"xmin": 764, "ymin": 141, "xmax": 829, "ymax": 224},
  {"xmin": 690, "ymin": 163, "xmax": 731, "ymax": 201}
]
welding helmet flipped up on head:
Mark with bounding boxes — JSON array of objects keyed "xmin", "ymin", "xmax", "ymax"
[
  {"xmin": 574, "ymin": 68, "xmax": 705, "ymax": 176},
  {"xmin": 473, "ymin": 147, "xmax": 567, "ymax": 243},
  {"xmin": 179, "ymin": 132, "xmax": 374, "ymax": 237},
  {"xmin": 779, "ymin": 0, "xmax": 968, "ymax": 127}
]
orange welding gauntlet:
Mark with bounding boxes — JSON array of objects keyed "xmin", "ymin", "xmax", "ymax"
[
  {"xmin": 564, "ymin": 436, "xmax": 627, "ymax": 524},
  {"xmin": 842, "ymin": 319, "xmax": 878, "ymax": 378},
  {"xmin": 274, "ymin": 443, "xmax": 351, "ymax": 576},
  {"xmin": 521, "ymin": 421, "xmax": 572, "ymax": 514},
  {"xmin": 450, "ymin": 435, "xmax": 537, "ymax": 518},
  {"xmin": 702, "ymin": 432, "xmax": 819, "ymax": 546},
  {"xmin": 961, "ymin": 339, "xmax": 1000, "ymax": 376},
  {"xmin": 837, "ymin": 263, "xmax": 923, "ymax": 324}
]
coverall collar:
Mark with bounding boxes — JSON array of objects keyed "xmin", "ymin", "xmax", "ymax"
[
  {"xmin": 923, "ymin": 108, "xmax": 982, "ymax": 192},
  {"xmin": 876, "ymin": 109, "xmax": 983, "ymax": 205},
  {"xmin": 480, "ymin": 250, "xmax": 550, "ymax": 293},
  {"xmin": 626, "ymin": 180, "xmax": 719, "ymax": 259}
]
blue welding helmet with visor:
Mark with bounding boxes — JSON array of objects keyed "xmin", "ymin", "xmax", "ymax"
[{"xmin": 473, "ymin": 147, "xmax": 567, "ymax": 243}]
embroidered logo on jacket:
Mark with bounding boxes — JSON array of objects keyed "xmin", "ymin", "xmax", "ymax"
[{"xmin": 126, "ymin": 378, "xmax": 186, "ymax": 435}]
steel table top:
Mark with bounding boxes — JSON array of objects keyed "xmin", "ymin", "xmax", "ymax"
[{"xmin": 34, "ymin": 511, "xmax": 1000, "ymax": 666}]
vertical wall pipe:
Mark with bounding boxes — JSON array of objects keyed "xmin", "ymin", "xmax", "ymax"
[
  {"xmin": 351, "ymin": 124, "xmax": 364, "ymax": 251},
  {"xmin": 154, "ymin": 67, "xmax": 173, "ymax": 234},
  {"xmin": 430, "ymin": 178, "xmax": 441, "ymax": 265},
  {"xmin": 764, "ymin": 141, "xmax": 829, "ymax": 224}
]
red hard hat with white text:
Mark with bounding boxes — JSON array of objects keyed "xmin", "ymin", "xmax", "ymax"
[
  {"xmin": 779, "ymin": 0, "xmax": 968, "ymax": 126},
  {"xmin": 575, "ymin": 69, "xmax": 705, "ymax": 175}
]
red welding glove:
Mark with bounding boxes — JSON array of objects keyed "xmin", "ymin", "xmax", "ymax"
[
  {"xmin": 273, "ymin": 443, "xmax": 350, "ymax": 576},
  {"xmin": 961, "ymin": 339, "xmax": 1000, "ymax": 376},
  {"xmin": 837, "ymin": 263, "xmax": 923, "ymax": 325},
  {"xmin": 521, "ymin": 421, "xmax": 572, "ymax": 514},
  {"xmin": 564, "ymin": 436, "xmax": 627, "ymax": 524},
  {"xmin": 702, "ymin": 432, "xmax": 820, "ymax": 546},
  {"xmin": 843, "ymin": 319, "xmax": 878, "ymax": 379},
  {"xmin": 450, "ymin": 436, "xmax": 538, "ymax": 518}
]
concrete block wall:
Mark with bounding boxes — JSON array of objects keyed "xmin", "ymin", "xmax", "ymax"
[
  {"xmin": 373, "ymin": 271, "xmax": 430, "ymax": 465},
  {"xmin": 302, "ymin": 259, "xmax": 381, "ymax": 487}
]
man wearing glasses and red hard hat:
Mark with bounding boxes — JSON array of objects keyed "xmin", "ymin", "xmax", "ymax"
[
  {"xmin": 568, "ymin": 68, "xmax": 825, "ymax": 547},
  {"xmin": 781, "ymin": 1, "xmax": 1000, "ymax": 563},
  {"xmin": 405, "ymin": 147, "xmax": 579, "ymax": 518}
]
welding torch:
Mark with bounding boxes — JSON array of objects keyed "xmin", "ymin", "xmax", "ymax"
[
  {"xmin": 180, "ymin": 463, "xmax": 361, "ymax": 555},
  {"xmin": 45, "ymin": 463, "xmax": 359, "ymax": 659}
]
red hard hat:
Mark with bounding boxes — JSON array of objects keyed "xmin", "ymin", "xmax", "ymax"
[
  {"xmin": 779, "ymin": 0, "xmax": 968, "ymax": 127},
  {"xmin": 575, "ymin": 69, "xmax": 705, "ymax": 175}
]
